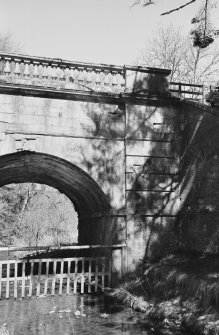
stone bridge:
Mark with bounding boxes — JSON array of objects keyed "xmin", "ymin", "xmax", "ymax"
[{"xmin": 0, "ymin": 52, "xmax": 218, "ymax": 273}]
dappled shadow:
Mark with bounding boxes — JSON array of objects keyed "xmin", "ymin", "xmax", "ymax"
[
  {"xmin": 125, "ymin": 100, "xmax": 182, "ymax": 265},
  {"xmin": 76, "ymin": 70, "xmax": 184, "ymax": 269},
  {"xmin": 78, "ymin": 102, "xmax": 126, "ymax": 246}
]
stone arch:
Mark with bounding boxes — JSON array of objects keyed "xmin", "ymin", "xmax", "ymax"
[{"xmin": 0, "ymin": 151, "xmax": 110, "ymax": 244}]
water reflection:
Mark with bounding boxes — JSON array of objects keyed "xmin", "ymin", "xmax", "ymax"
[{"xmin": 0, "ymin": 294, "xmax": 153, "ymax": 335}]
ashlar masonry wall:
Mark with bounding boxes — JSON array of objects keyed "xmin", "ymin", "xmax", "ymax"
[{"xmin": 0, "ymin": 94, "xmax": 126, "ymax": 246}]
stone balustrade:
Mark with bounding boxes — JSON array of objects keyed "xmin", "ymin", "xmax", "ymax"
[
  {"xmin": 0, "ymin": 53, "xmax": 126, "ymax": 93},
  {"xmin": 0, "ymin": 53, "xmax": 173, "ymax": 99}
]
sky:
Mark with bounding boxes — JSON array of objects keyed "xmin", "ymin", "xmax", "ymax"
[{"xmin": 0, "ymin": 0, "xmax": 219, "ymax": 66}]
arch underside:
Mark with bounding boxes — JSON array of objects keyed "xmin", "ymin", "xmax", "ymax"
[{"xmin": 0, "ymin": 151, "xmax": 110, "ymax": 218}]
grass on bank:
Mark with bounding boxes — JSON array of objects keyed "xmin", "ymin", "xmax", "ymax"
[
  {"xmin": 119, "ymin": 252, "xmax": 219, "ymax": 311},
  {"xmin": 111, "ymin": 252, "xmax": 219, "ymax": 334}
]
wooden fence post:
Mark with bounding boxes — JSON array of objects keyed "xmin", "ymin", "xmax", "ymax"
[
  {"xmin": 14, "ymin": 262, "xmax": 17, "ymax": 299},
  {"xmin": 6, "ymin": 261, "xmax": 10, "ymax": 299},
  {"xmin": 202, "ymin": 84, "xmax": 205, "ymax": 103},
  {"xmin": 121, "ymin": 247, "xmax": 124, "ymax": 278},
  {"xmin": 178, "ymin": 82, "xmax": 182, "ymax": 98},
  {"xmin": 0, "ymin": 262, "xmax": 2, "ymax": 299}
]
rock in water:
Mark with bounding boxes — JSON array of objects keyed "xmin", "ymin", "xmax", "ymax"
[
  {"xmin": 74, "ymin": 310, "xmax": 81, "ymax": 317},
  {"xmin": 100, "ymin": 313, "xmax": 109, "ymax": 318}
]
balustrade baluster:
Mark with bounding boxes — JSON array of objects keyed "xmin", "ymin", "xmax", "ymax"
[
  {"xmin": 78, "ymin": 67, "xmax": 84, "ymax": 85},
  {"xmin": 33, "ymin": 62, "xmax": 39, "ymax": 78},
  {"xmin": 46, "ymin": 65, "xmax": 52, "ymax": 83},
  {"xmin": 59, "ymin": 67, "xmax": 66, "ymax": 81},
  {"xmin": 99, "ymin": 70, "xmax": 105, "ymax": 89},
  {"xmin": 119, "ymin": 72, "xmax": 125, "ymax": 90},
  {"xmin": 73, "ymin": 68, "xmax": 79, "ymax": 83},
  {"xmin": 14, "ymin": 60, "xmax": 21, "ymax": 77},
  {"xmin": 108, "ymin": 72, "xmax": 113, "ymax": 90},
  {"xmin": 4, "ymin": 59, "xmax": 11, "ymax": 76},
  {"xmin": 42, "ymin": 63, "xmax": 49, "ymax": 79},
  {"xmin": 86, "ymin": 68, "xmax": 93, "ymax": 85},
  {"xmin": 83, "ymin": 69, "xmax": 87, "ymax": 84},
  {"xmin": 103, "ymin": 70, "xmax": 110, "ymax": 88},
  {"xmin": 95, "ymin": 69, "xmax": 101, "ymax": 88},
  {"xmin": 23, "ymin": 62, "xmax": 30, "ymax": 77},
  {"xmin": 51, "ymin": 65, "xmax": 58, "ymax": 81},
  {"xmin": 69, "ymin": 67, "xmax": 75, "ymax": 82},
  {"xmin": 112, "ymin": 71, "xmax": 118, "ymax": 89}
]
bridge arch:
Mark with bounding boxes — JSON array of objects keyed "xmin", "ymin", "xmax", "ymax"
[{"xmin": 0, "ymin": 151, "xmax": 110, "ymax": 244}]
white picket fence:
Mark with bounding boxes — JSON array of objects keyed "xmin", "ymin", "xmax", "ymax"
[{"xmin": 0, "ymin": 257, "xmax": 111, "ymax": 299}]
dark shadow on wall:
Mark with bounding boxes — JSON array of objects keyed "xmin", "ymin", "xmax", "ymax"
[
  {"xmin": 178, "ymin": 102, "xmax": 219, "ymax": 255},
  {"xmin": 130, "ymin": 69, "xmax": 170, "ymax": 96}
]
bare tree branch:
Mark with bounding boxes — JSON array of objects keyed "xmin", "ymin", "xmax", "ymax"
[{"xmin": 161, "ymin": 0, "xmax": 197, "ymax": 16}]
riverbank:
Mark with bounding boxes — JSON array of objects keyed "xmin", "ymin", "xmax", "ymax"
[{"xmin": 109, "ymin": 253, "xmax": 219, "ymax": 335}]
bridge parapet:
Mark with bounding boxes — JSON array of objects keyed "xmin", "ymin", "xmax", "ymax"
[
  {"xmin": 0, "ymin": 53, "xmax": 125, "ymax": 93},
  {"xmin": 0, "ymin": 53, "xmax": 171, "ymax": 99}
]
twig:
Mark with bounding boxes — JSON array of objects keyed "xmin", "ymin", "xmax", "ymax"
[
  {"xmin": 161, "ymin": 0, "xmax": 196, "ymax": 16},
  {"xmin": 130, "ymin": 0, "xmax": 155, "ymax": 8},
  {"xmin": 130, "ymin": 0, "xmax": 140, "ymax": 7}
]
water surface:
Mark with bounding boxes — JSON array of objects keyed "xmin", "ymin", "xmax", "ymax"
[{"xmin": 0, "ymin": 294, "xmax": 154, "ymax": 335}]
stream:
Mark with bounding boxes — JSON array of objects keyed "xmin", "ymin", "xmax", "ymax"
[{"xmin": 0, "ymin": 294, "xmax": 156, "ymax": 335}]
